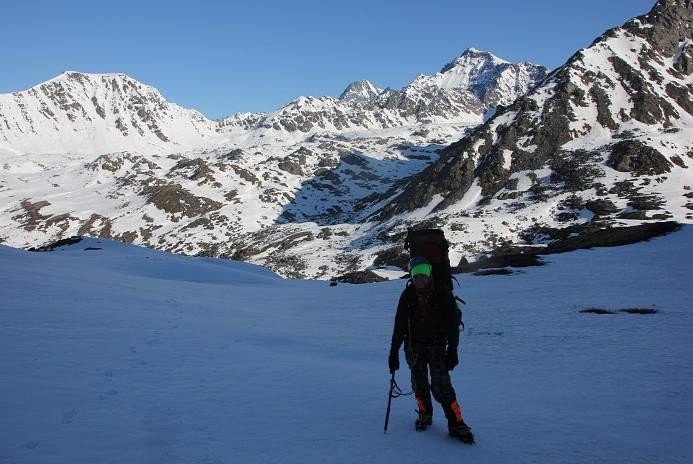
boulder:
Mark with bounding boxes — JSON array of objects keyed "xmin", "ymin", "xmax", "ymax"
[
  {"xmin": 585, "ymin": 199, "xmax": 619, "ymax": 215},
  {"xmin": 334, "ymin": 270, "xmax": 388, "ymax": 284},
  {"xmin": 607, "ymin": 140, "xmax": 672, "ymax": 175}
]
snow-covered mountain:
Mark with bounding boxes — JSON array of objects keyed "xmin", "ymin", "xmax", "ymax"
[
  {"xmin": 369, "ymin": 0, "xmax": 692, "ymax": 264},
  {"xmin": 0, "ymin": 0, "xmax": 690, "ymax": 280},
  {"xmin": 0, "ymin": 72, "xmax": 220, "ymax": 155},
  {"xmin": 221, "ymin": 49, "xmax": 549, "ymax": 135},
  {"xmin": 0, "ymin": 48, "xmax": 548, "ymax": 277},
  {"xmin": 423, "ymin": 48, "xmax": 549, "ymax": 107},
  {"xmin": 226, "ymin": 0, "xmax": 692, "ymax": 278},
  {"xmin": 339, "ymin": 80, "xmax": 383, "ymax": 103},
  {"xmin": 0, "ymin": 49, "xmax": 546, "ymax": 160}
]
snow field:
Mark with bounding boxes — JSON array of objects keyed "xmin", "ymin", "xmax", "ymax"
[{"xmin": 1, "ymin": 228, "xmax": 692, "ymax": 463}]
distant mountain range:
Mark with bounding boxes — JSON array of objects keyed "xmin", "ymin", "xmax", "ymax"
[
  {"xmin": 0, "ymin": 48, "xmax": 547, "ymax": 156},
  {"xmin": 1, "ymin": 0, "xmax": 691, "ymax": 279}
]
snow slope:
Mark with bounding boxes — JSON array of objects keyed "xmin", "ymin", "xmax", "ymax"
[{"xmin": 1, "ymin": 228, "xmax": 692, "ymax": 463}]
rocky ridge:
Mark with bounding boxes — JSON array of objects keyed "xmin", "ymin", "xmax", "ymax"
[{"xmin": 220, "ymin": 49, "xmax": 549, "ymax": 134}]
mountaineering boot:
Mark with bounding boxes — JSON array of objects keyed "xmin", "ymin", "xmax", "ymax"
[
  {"xmin": 445, "ymin": 400, "xmax": 475, "ymax": 444},
  {"xmin": 414, "ymin": 396, "xmax": 433, "ymax": 431},
  {"xmin": 415, "ymin": 411, "xmax": 432, "ymax": 431},
  {"xmin": 448, "ymin": 420, "xmax": 475, "ymax": 444}
]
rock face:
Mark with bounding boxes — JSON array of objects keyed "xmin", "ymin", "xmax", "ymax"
[
  {"xmin": 624, "ymin": 0, "xmax": 692, "ymax": 55},
  {"xmin": 0, "ymin": 1, "xmax": 691, "ymax": 280},
  {"xmin": 608, "ymin": 140, "xmax": 673, "ymax": 174}
]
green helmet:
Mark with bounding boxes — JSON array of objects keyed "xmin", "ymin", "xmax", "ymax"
[{"xmin": 408, "ymin": 256, "xmax": 432, "ymax": 278}]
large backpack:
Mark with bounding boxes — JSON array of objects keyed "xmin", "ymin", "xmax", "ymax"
[{"xmin": 404, "ymin": 228, "xmax": 465, "ymax": 327}]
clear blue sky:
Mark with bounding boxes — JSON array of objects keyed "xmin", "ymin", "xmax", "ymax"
[{"xmin": 2, "ymin": 0, "xmax": 655, "ymax": 119}]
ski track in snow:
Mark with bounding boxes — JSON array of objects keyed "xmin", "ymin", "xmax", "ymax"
[{"xmin": 1, "ymin": 230, "xmax": 692, "ymax": 463}]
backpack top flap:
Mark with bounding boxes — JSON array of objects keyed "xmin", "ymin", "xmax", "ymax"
[{"xmin": 404, "ymin": 229, "xmax": 452, "ymax": 287}]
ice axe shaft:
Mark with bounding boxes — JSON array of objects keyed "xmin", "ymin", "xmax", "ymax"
[{"xmin": 383, "ymin": 372, "xmax": 397, "ymax": 433}]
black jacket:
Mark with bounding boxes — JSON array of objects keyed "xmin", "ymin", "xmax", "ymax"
[{"xmin": 390, "ymin": 281, "xmax": 460, "ymax": 353}]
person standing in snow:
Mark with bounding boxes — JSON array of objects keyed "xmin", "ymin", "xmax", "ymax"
[{"xmin": 388, "ymin": 256, "xmax": 474, "ymax": 444}]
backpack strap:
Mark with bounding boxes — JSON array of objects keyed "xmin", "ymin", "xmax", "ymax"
[
  {"xmin": 404, "ymin": 279, "xmax": 417, "ymax": 313},
  {"xmin": 404, "ymin": 279, "xmax": 415, "ymax": 345}
]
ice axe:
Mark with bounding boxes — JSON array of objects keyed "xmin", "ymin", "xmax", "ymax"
[{"xmin": 383, "ymin": 372, "xmax": 411, "ymax": 433}]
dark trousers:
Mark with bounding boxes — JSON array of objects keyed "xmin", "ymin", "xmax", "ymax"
[{"xmin": 405, "ymin": 343, "xmax": 459, "ymax": 423}]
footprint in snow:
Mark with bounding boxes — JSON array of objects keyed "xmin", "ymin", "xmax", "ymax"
[
  {"xmin": 61, "ymin": 409, "xmax": 78, "ymax": 424},
  {"xmin": 98, "ymin": 389, "xmax": 119, "ymax": 400}
]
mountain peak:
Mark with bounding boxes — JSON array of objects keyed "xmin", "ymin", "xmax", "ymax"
[
  {"xmin": 429, "ymin": 50, "xmax": 549, "ymax": 106},
  {"xmin": 49, "ymin": 71, "xmax": 134, "ymax": 84},
  {"xmin": 62, "ymin": 70, "xmax": 127, "ymax": 78},
  {"xmin": 624, "ymin": 0, "xmax": 692, "ymax": 55},
  {"xmin": 339, "ymin": 80, "xmax": 382, "ymax": 103},
  {"xmin": 0, "ymin": 70, "xmax": 215, "ymax": 155},
  {"xmin": 31, "ymin": 71, "xmax": 155, "ymax": 97},
  {"xmin": 652, "ymin": 0, "xmax": 690, "ymax": 10},
  {"xmin": 442, "ymin": 49, "xmax": 511, "ymax": 71}
]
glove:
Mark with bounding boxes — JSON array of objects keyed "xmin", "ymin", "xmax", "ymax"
[
  {"xmin": 388, "ymin": 349, "xmax": 400, "ymax": 373},
  {"xmin": 446, "ymin": 349, "xmax": 459, "ymax": 371}
]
